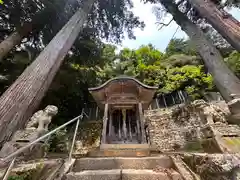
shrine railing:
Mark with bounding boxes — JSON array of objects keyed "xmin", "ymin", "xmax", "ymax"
[{"xmin": 1, "ymin": 108, "xmax": 88, "ymax": 180}]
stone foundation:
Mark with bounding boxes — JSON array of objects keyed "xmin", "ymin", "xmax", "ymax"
[
  {"xmin": 145, "ymin": 100, "xmax": 233, "ymax": 152},
  {"xmin": 145, "ymin": 104, "xmax": 203, "ymax": 152},
  {"xmin": 182, "ymin": 153, "xmax": 240, "ymax": 180}
]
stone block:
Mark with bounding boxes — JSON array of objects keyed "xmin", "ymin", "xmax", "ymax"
[
  {"xmin": 73, "ymin": 156, "xmax": 172, "ymax": 171},
  {"xmin": 0, "ymin": 141, "xmax": 46, "ymax": 162},
  {"xmin": 201, "ymin": 138, "xmax": 222, "ymax": 153},
  {"xmin": 213, "ymin": 124, "xmax": 240, "ymax": 137},
  {"xmin": 65, "ymin": 169, "xmax": 182, "ymax": 180},
  {"xmin": 12, "ymin": 129, "xmax": 43, "ymax": 143},
  {"xmin": 228, "ymin": 98, "xmax": 240, "ymax": 115},
  {"xmin": 122, "ymin": 169, "xmax": 182, "ymax": 180},
  {"xmin": 201, "ymin": 125, "xmax": 215, "ymax": 138},
  {"xmin": 219, "ymin": 137, "xmax": 240, "ymax": 153},
  {"xmin": 183, "ymin": 153, "xmax": 240, "ymax": 180},
  {"xmin": 65, "ymin": 170, "xmax": 121, "ymax": 180}
]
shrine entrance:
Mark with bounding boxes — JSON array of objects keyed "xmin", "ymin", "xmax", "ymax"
[
  {"xmin": 107, "ymin": 108, "xmax": 139, "ymax": 144},
  {"xmin": 89, "ymin": 76, "xmax": 157, "ymax": 152}
]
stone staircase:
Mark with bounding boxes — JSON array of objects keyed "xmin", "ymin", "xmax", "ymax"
[
  {"xmin": 85, "ymin": 144, "xmax": 151, "ymax": 157},
  {"xmin": 64, "ymin": 155, "xmax": 184, "ymax": 180}
]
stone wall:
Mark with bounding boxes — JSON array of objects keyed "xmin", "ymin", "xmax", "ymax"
[
  {"xmin": 145, "ymin": 100, "xmax": 230, "ymax": 152},
  {"xmin": 183, "ymin": 153, "xmax": 240, "ymax": 180}
]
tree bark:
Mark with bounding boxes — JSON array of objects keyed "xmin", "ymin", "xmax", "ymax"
[
  {"xmin": 0, "ymin": 24, "xmax": 32, "ymax": 61},
  {"xmin": 160, "ymin": 0, "xmax": 240, "ymax": 102},
  {"xmin": 188, "ymin": 0, "xmax": 240, "ymax": 52},
  {"xmin": 0, "ymin": 0, "xmax": 95, "ymax": 146},
  {"xmin": 0, "ymin": 2, "xmax": 65, "ymax": 62}
]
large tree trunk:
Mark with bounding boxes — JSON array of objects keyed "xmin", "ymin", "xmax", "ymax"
[
  {"xmin": 0, "ymin": 2, "xmax": 65, "ymax": 62},
  {"xmin": 0, "ymin": 0, "xmax": 95, "ymax": 146},
  {"xmin": 160, "ymin": 0, "xmax": 240, "ymax": 102},
  {"xmin": 0, "ymin": 23, "xmax": 32, "ymax": 61},
  {"xmin": 188, "ymin": 0, "xmax": 240, "ymax": 52}
]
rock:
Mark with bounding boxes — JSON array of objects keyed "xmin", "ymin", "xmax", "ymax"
[
  {"xmin": 183, "ymin": 153, "xmax": 240, "ymax": 180},
  {"xmin": 228, "ymin": 98, "xmax": 240, "ymax": 115}
]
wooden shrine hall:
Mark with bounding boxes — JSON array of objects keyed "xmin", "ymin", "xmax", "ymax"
[{"xmin": 89, "ymin": 76, "xmax": 157, "ymax": 155}]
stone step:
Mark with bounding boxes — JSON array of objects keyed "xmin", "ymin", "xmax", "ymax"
[
  {"xmin": 171, "ymin": 156, "xmax": 199, "ymax": 180},
  {"xmin": 85, "ymin": 148, "xmax": 150, "ymax": 157},
  {"xmin": 65, "ymin": 169, "xmax": 183, "ymax": 180},
  {"xmin": 72, "ymin": 156, "xmax": 173, "ymax": 171},
  {"xmin": 100, "ymin": 143, "xmax": 149, "ymax": 149},
  {"xmin": 220, "ymin": 137, "xmax": 240, "ymax": 153}
]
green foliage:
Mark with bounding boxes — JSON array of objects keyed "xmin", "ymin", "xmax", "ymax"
[
  {"xmin": 8, "ymin": 169, "xmax": 35, "ymax": 180},
  {"xmin": 165, "ymin": 39, "xmax": 197, "ymax": 57},
  {"xmin": 0, "ymin": 30, "xmax": 234, "ymax": 128},
  {"xmin": 96, "ymin": 42, "xmax": 214, "ymax": 100},
  {"xmin": 160, "ymin": 65, "xmax": 213, "ymax": 98},
  {"xmin": 47, "ymin": 128, "xmax": 69, "ymax": 153},
  {"xmin": 163, "ymin": 54, "xmax": 200, "ymax": 67},
  {"xmin": 183, "ymin": 141, "xmax": 204, "ymax": 152},
  {"xmin": 224, "ymin": 50, "xmax": 240, "ymax": 78},
  {"xmin": 7, "ymin": 163, "xmax": 44, "ymax": 180},
  {"xmin": 78, "ymin": 121, "xmax": 102, "ymax": 146},
  {"xmin": 8, "ymin": 176, "xmax": 27, "ymax": 180}
]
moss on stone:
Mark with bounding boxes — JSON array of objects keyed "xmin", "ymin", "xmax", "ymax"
[
  {"xmin": 77, "ymin": 120, "xmax": 102, "ymax": 146},
  {"xmin": 8, "ymin": 169, "xmax": 38, "ymax": 180},
  {"xmin": 183, "ymin": 141, "xmax": 204, "ymax": 152}
]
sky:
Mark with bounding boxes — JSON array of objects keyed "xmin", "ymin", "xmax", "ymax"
[{"xmin": 114, "ymin": 0, "xmax": 240, "ymax": 53}]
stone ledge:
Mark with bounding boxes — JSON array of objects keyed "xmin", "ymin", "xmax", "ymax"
[
  {"xmin": 66, "ymin": 169, "xmax": 182, "ymax": 180},
  {"xmin": 73, "ymin": 156, "xmax": 172, "ymax": 171},
  {"xmin": 100, "ymin": 143, "xmax": 150, "ymax": 149}
]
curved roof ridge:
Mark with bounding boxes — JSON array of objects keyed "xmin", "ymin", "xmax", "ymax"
[{"xmin": 89, "ymin": 76, "xmax": 158, "ymax": 91}]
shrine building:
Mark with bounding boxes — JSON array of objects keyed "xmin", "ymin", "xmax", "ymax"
[{"xmin": 89, "ymin": 76, "xmax": 157, "ymax": 153}]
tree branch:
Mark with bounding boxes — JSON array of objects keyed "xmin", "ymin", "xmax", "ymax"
[
  {"xmin": 176, "ymin": 0, "xmax": 185, "ymax": 6},
  {"xmin": 155, "ymin": 18, "xmax": 174, "ymax": 30}
]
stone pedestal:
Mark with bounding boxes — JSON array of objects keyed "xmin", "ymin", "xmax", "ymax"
[
  {"xmin": 228, "ymin": 98, "xmax": 240, "ymax": 123},
  {"xmin": 0, "ymin": 129, "xmax": 48, "ymax": 164},
  {"xmin": 12, "ymin": 129, "xmax": 46, "ymax": 143},
  {"xmin": 0, "ymin": 141, "xmax": 46, "ymax": 162}
]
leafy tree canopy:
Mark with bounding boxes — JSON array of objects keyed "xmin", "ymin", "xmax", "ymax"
[{"xmin": 96, "ymin": 40, "xmax": 214, "ymax": 99}]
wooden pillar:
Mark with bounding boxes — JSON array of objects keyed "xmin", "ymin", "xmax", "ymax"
[
  {"xmin": 149, "ymin": 104, "xmax": 152, "ymax": 110},
  {"xmin": 95, "ymin": 106, "xmax": 98, "ymax": 120},
  {"xmin": 101, "ymin": 103, "xmax": 108, "ymax": 144},
  {"xmin": 156, "ymin": 98, "xmax": 159, "ymax": 108},
  {"xmin": 128, "ymin": 114, "xmax": 132, "ymax": 141},
  {"xmin": 138, "ymin": 103, "xmax": 147, "ymax": 143},
  {"xmin": 172, "ymin": 95, "xmax": 175, "ymax": 105},
  {"xmin": 178, "ymin": 91, "xmax": 183, "ymax": 103},
  {"xmin": 180, "ymin": 90, "xmax": 185, "ymax": 102},
  {"xmin": 118, "ymin": 113, "xmax": 122, "ymax": 140},
  {"xmin": 108, "ymin": 113, "xmax": 113, "ymax": 139},
  {"xmin": 122, "ymin": 109, "xmax": 127, "ymax": 140},
  {"xmin": 136, "ymin": 116, "xmax": 141, "ymax": 142},
  {"xmin": 135, "ymin": 106, "xmax": 141, "ymax": 143},
  {"xmin": 163, "ymin": 95, "xmax": 167, "ymax": 108}
]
